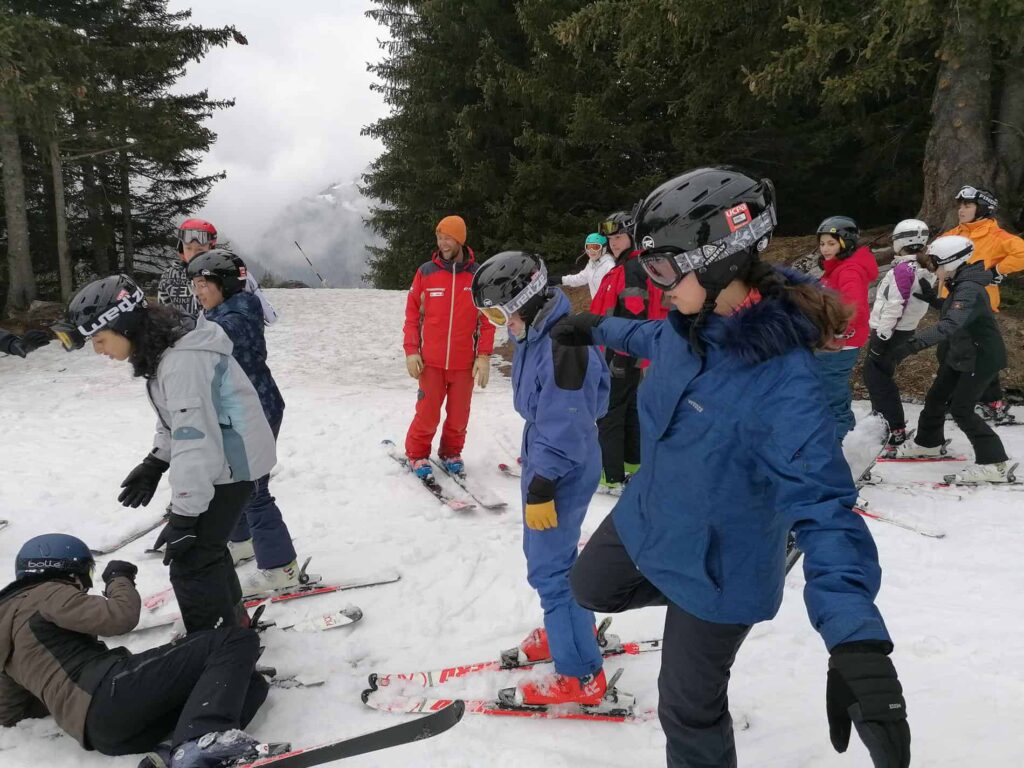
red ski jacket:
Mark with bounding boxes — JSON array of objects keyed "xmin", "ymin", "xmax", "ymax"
[
  {"xmin": 820, "ymin": 245, "xmax": 879, "ymax": 349},
  {"xmin": 590, "ymin": 250, "xmax": 668, "ymax": 366},
  {"xmin": 403, "ymin": 249, "xmax": 495, "ymax": 371}
]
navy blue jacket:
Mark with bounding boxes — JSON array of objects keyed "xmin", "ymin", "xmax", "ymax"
[
  {"xmin": 205, "ymin": 292, "xmax": 285, "ymax": 429},
  {"xmin": 594, "ymin": 276, "xmax": 890, "ymax": 650},
  {"xmin": 513, "ymin": 290, "xmax": 610, "ymax": 486}
]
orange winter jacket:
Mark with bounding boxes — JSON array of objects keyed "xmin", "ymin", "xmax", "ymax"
[
  {"xmin": 403, "ymin": 249, "xmax": 495, "ymax": 371},
  {"xmin": 941, "ymin": 218, "xmax": 1024, "ymax": 311}
]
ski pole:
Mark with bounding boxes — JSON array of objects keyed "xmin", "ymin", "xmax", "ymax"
[{"xmin": 294, "ymin": 241, "xmax": 329, "ymax": 288}]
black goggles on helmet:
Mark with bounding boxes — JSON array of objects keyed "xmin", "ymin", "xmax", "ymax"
[
  {"xmin": 638, "ymin": 206, "xmax": 777, "ymax": 290},
  {"xmin": 597, "ymin": 218, "xmax": 630, "ymax": 237},
  {"xmin": 52, "ymin": 322, "xmax": 86, "ymax": 352},
  {"xmin": 475, "ymin": 264, "xmax": 548, "ymax": 326},
  {"xmin": 954, "ymin": 185, "xmax": 997, "ymax": 209}
]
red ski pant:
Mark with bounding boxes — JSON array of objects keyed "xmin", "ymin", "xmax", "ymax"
[{"xmin": 404, "ymin": 365, "xmax": 474, "ymax": 460}]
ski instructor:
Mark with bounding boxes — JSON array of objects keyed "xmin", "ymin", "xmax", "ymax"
[
  {"xmin": 402, "ymin": 215, "xmax": 495, "ymax": 480},
  {"xmin": 554, "ymin": 167, "xmax": 910, "ymax": 768}
]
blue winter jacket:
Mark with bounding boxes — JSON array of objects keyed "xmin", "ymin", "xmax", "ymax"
[
  {"xmin": 594, "ymin": 277, "xmax": 890, "ymax": 650},
  {"xmin": 205, "ymin": 291, "xmax": 285, "ymax": 429},
  {"xmin": 513, "ymin": 290, "xmax": 610, "ymax": 485}
]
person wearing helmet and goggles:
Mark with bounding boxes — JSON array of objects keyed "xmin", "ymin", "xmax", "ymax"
[
  {"xmin": 552, "ymin": 166, "xmax": 909, "ymax": 768},
  {"xmin": 864, "ymin": 219, "xmax": 936, "ymax": 455},
  {"xmin": 942, "ymin": 185, "xmax": 1023, "ymax": 425},
  {"xmin": 890, "ymin": 236, "xmax": 1013, "ymax": 483},
  {"xmin": 550, "ymin": 233, "xmax": 615, "ymax": 299}
]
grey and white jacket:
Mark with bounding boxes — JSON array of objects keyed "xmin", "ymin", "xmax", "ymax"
[
  {"xmin": 868, "ymin": 254, "xmax": 936, "ymax": 339},
  {"xmin": 147, "ymin": 316, "xmax": 277, "ymax": 518}
]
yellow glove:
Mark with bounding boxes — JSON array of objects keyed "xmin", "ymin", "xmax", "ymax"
[
  {"xmin": 473, "ymin": 355, "xmax": 490, "ymax": 388},
  {"xmin": 405, "ymin": 353, "xmax": 424, "ymax": 379},
  {"xmin": 524, "ymin": 499, "xmax": 558, "ymax": 530}
]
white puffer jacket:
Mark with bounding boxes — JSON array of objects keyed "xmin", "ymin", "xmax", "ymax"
[
  {"xmin": 561, "ymin": 253, "xmax": 615, "ymax": 298},
  {"xmin": 868, "ymin": 255, "xmax": 937, "ymax": 339}
]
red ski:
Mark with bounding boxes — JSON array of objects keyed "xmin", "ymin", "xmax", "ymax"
[{"xmin": 877, "ymin": 455, "xmax": 967, "ymax": 463}]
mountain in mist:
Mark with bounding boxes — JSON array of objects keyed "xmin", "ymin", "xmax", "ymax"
[{"xmin": 246, "ymin": 179, "xmax": 379, "ymax": 287}]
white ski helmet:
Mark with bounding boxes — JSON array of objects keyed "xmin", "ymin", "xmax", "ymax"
[
  {"xmin": 927, "ymin": 235, "xmax": 974, "ymax": 271},
  {"xmin": 891, "ymin": 219, "xmax": 929, "ymax": 254}
]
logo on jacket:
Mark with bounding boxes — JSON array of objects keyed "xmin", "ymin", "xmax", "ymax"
[
  {"xmin": 687, "ymin": 398, "xmax": 704, "ymax": 412},
  {"xmin": 427, "ymin": 289, "xmax": 445, "ymax": 298}
]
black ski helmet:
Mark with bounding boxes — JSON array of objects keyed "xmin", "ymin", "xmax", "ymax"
[
  {"xmin": 59, "ymin": 275, "xmax": 148, "ymax": 349},
  {"xmin": 16, "ymin": 533, "xmax": 94, "ymax": 588},
  {"xmin": 816, "ymin": 216, "xmax": 859, "ymax": 258},
  {"xmin": 186, "ymin": 248, "xmax": 248, "ymax": 297},
  {"xmin": 597, "ymin": 211, "xmax": 634, "ymax": 238},
  {"xmin": 471, "ymin": 251, "xmax": 549, "ymax": 327},
  {"xmin": 954, "ymin": 185, "xmax": 998, "ymax": 220}
]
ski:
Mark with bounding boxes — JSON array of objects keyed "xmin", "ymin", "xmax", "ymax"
[
  {"xmin": 497, "ymin": 462, "xmax": 520, "ymax": 478},
  {"xmin": 877, "ymin": 455, "xmax": 968, "ymax": 463},
  {"xmin": 89, "ymin": 512, "xmax": 168, "ymax": 556},
  {"xmin": 853, "ymin": 506, "xmax": 946, "ymax": 539},
  {"xmin": 258, "ymin": 606, "xmax": 364, "ymax": 633},
  {"xmin": 431, "ymin": 458, "xmax": 507, "ymax": 509},
  {"xmin": 234, "ymin": 700, "xmax": 465, "ymax": 767},
  {"xmin": 383, "ymin": 440, "xmax": 475, "ymax": 511}
]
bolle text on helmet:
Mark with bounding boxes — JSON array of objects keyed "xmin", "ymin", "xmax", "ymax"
[
  {"xmin": 78, "ymin": 285, "xmax": 146, "ymax": 337},
  {"xmin": 23, "ymin": 558, "xmax": 71, "ymax": 571}
]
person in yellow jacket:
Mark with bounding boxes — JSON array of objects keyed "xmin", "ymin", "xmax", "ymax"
[{"xmin": 943, "ymin": 186, "xmax": 1024, "ymax": 424}]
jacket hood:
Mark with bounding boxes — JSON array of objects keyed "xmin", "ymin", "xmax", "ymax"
[
  {"xmin": 823, "ymin": 245, "xmax": 879, "ymax": 281},
  {"xmin": 528, "ymin": 289, "xmax": 571, "ymax": 338},
  {"xmin": 206, "ymin": 291, "xmax": 262, "ymax": 324},
  {"xmin": 168, "ymin": 314, "xmax": 233, "ymax": 356},
  {"xmin": 431, "ymin": 246, "xmax": 476, "ymax": 273},
  {"xmin": 953, "ymin": 218, "xmax": 998, "ymax": 238},
  {"xmin": 949, "ymin": 260, "xmax": 994, "ymax": 287},
  {"xmin": 669, "ymin": 266, "xmax": 822, "ymax": 365}
]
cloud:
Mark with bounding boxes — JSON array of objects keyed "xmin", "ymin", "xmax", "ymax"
[{"xmin": 167, "ymin": 1, "xmax": 388, "ymax": 264}]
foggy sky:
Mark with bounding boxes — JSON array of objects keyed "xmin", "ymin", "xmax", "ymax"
[{"xmin": 167, "ymin": 1, "xmax": 388, "ymax": 256}]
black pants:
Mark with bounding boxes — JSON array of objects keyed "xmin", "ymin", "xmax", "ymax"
[
  {"xmin": 172, "ymin": 481, "xmax": 253, "ymax": 633},
  {"xmin": 863, "ymin": 330, "xmax": 915, "ymax": 432},
  {"xmin": 916, "ymin": 364, "xmax": 1008, "ymax": 464},
  {"xmin": 598, "ymin": 356, "xmax": 642, "ymax": 482},
  {"xmin": 571, "ymin": 514, "xmax": 750, "ymax": 768},
  {"xmin": 980, "ymin": 374, "xmax": 1003, "ymax": 404},
  {"xmin": 84, "ymin": 626, "xmax": 268, "ymax": 755}
]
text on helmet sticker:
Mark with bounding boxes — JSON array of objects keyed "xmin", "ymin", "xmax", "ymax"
[{"xmin": 724, "ymin": 204, "xmax": 752, "ymax": 233}]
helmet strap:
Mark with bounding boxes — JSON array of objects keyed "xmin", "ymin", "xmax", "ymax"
[{"xmin": 688, "ymin": 293, "xmax": 720, "ymax": 358}]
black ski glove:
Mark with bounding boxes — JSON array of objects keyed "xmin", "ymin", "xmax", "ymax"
[
  {"xmin": 550, "ymin": 313, "xmax": 603, "ymax": 347},
  {"xmin": 101, "ymin": 560, "xmax": 138, "ymax": 586},
  {"xmin": 118, "ymin": 454, "xmax": 169, "ymax": 508},
  {"xmin": 989, "ymin": 267, "xmax": 1005, "ymax": 285},
  {"xmin": 891, "ymin": 338, "xmax": 925, "ymax": 366},
  {"xmin": 867, "ymin": 333, "xmax": 888, "ymax": 359},
  {"xmin": 912, "ymin": 277, "xmax": 941, "ymax": 308},
  {"xmin": 827, "ymin": 641, "xmax": 910, "ymax": 768},
  {"xmin": 157, "ymin": 513, "xmax": 198, "ymax": 566},
  {"xmin": 546, "ymin": 275, "xmax": 563, "ymax": 288}
]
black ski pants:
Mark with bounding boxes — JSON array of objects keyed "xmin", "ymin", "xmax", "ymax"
[
  {"xmin": 979, "ymin": 373, "xmax": 1003, "ymax": 404},
  {"xmin": 598, "ymin": 355, "xmax": 642, "ymax": 483},
  {"xmin": 863, "ymin": 330, "xmax": 915, "ymax": 432},
  {"xmin": 571, "ymin": 513, "xmax": 750, "ymax": 768},
  {"xmin": 171, "ymin": 481, "xmax": 253, "ymax": 633},
  {"xmin": 84, "ymin": 626, "xmax": 268, "ymax": 755},
  {"xmin": 916, "ymin": 363, "xmax": 1008, "ymax": 464}
]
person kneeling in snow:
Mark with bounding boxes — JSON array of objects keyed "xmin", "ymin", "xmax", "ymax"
[
  {"xmin": 0, "ymin": 534, "xmax": 270, "ymax": 768},
  {"xmin": 472, "ymin": 251, "xmax": 612, "ymax": 706}
]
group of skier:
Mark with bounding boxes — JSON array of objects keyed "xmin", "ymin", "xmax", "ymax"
[{"xmin": 2, "ymin": 165, "xmax": 1021, "ymax": 768}]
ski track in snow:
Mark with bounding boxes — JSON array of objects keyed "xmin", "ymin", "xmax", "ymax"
[{"xmin": 1, "ymin": 288, "xmax": 1022, "ymax": 766}]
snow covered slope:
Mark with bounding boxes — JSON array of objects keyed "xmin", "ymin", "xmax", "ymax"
[{"xmin": 1, "ymin": 288, "xmax": 1022, "ymax": 766}]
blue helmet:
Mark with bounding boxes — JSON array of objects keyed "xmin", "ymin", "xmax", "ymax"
[{"xmin": 15, "ymin": 534, "xmax": 94, "ymax": 586}]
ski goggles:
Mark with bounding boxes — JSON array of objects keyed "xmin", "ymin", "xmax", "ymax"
[
  {"xmin": 638, "ymin": 206, "xmax": 777, "ymax": 290},
  {"xmin": 52, "ymin": 322, "xmax": 86, "ymax": 352},
  {"xmin": 177, "ymin": 228, "xmax": 214, "ymax": 246},
  {"xmin": 954, "ymin": 185, "xmax": 997, "ymax": 208},
  {"xmin": 598, "ymin": 218, "xmax": 631, "ymax": 237},
  {"xmin": 476, "ymin": 263, "xmax": 548, "ymax": 326}
]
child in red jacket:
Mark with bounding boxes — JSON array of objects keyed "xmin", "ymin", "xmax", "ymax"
[
  {"xmin": 816, "ymin": 216, "xmax": 878, "ymax": 442},
  {"xmin": 402, "ymin": 216, "xmax": 496, "ymax": 478}
]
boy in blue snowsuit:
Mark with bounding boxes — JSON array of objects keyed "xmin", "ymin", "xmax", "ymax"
[
  {"xmin": 472, "ymin": 251, "xmax": 612, "ymax": 705},
  {"xmin": 188, "ymin": 249, "xmax": 303, "ymax": 597}
]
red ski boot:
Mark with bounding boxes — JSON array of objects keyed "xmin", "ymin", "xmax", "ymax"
[
  {"xmin": 500, "ymin": 618, "xmax": 620, "ymax": 668},
  {"xmin": 514, "ymin": 668, "xmax": 607, "ymax": 707}
]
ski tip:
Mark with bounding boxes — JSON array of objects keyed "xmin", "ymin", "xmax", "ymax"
[
  {"xmin": 366, "ymin": 672, "xmax": 379, "ymax": 692},
  {"xmin": 360, "ymin": 687, "xmax": 374, "ymax": 705},
  {"xmin": 446, "ymin": 699, "xmax": 467, "ymax": 722}
]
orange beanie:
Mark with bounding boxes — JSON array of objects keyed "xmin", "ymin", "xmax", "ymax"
[{"xmin": 436, "ymin": 215, "xmax": 467, "ymax": 246}]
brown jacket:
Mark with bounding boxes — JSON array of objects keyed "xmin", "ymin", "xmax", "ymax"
[{"xmin": 0, "ymin": 576, "xmax": 140, "ymax": 746}]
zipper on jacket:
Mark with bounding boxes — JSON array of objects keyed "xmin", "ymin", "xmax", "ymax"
[{"xmin": 445, "ymin": 264, "xmax": 456, "ymax": 370}]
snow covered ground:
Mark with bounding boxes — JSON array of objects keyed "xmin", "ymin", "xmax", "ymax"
[{"xmin": 1, "ymin": 288, "xmax": 1022, "ymax": 766}]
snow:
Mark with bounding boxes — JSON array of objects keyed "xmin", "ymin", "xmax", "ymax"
[{"xmin": 2, "ymin": 288, "xmax": 1023, "ymax": 766}]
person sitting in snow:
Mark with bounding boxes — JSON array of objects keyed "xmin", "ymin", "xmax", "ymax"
[
  {"xmin": 471, "ymin": 251, "xmax": 613, "ymax": 707},
  {"xmin": 0, "ymin": 534, "xmax": 271, "ymax": 768}
]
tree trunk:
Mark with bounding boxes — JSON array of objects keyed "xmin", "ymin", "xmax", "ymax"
[
  {"xmin": 80, "ymin": 160, "xmax": 112, "ymax": 274},
  {"xmin": 48, "ymin": 137, "xmax": 73, "ymax": 300},
  {"xmin": 119, "ymin": 151, "xmax": 134, "ymax": 275},
  {"xmin": 918, "ymin": 11, "xmax": 997, "ymax": 232},
  {"xmin": 0, "ymin": 94, "xmax": 37, "ymax": 311},
  {"xmin": 994, "ymin": 55, "xmax": 1024, "ymax": 226}
]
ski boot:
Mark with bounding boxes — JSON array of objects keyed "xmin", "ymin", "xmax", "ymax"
[
  {"xmin": 500, "ymin": 618, "xmax": 620, "ymax": 668},
  {"xmin": 138, "ymin": 741, "xmax": 172, "ymax": 768},
  {"xmin": 880, "ymin": 428, "xmax": 908, "ymax": 459},
  {"xmin": 241, "ymin": 558, "xmax": 319, "ymax": 599},
  {"xmin": 409, "ymin": 458, "xmax": 433, "ymax": 479},
  {"xmin": 439, "ymin": 454, "xmax": 465, "ymax": 476},
  {"xmin": 982, "ymin": 401, "xmax": 1017, "ymax": 426},
  {"xmin": 170, "ymin": 730, "xmax": 264, "ymax": 768},
  {"xmin": 623, "ymin": 462, "xmax": 641, "ymax": 480},
  {"xmin": 599, "ymin": 471, "xmax": 624, "ymax": 493},
  {"xmin": 892, "ymin": 440, "xmax": 947, "ymax": 459},
  {"xmin": 944, "ymin": 461, "xmax": 1017, "ymax": 485},
  {"xmin": 511, "ymin": 668, "xmax": 608, "ymax": 707},
  {"xmin": 227, "ymin": 538, "xmax": 255, "ymax": 566}
]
